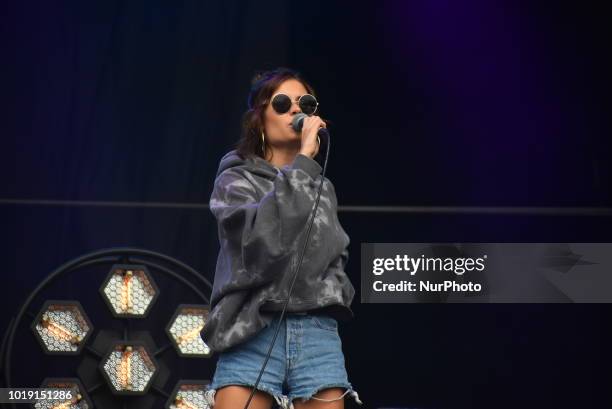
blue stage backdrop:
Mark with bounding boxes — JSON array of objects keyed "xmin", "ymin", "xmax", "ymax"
[{"xmin": 2, "ymin": 1, "xmax": 611, "ymax": 408}]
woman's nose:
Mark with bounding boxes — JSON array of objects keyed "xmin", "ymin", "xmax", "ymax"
[{"xmin": 290, "ymin": 100, "xmax": 301, "ymax": 114}]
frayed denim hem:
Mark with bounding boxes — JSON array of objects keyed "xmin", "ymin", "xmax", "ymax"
[
  {"xmin": 289, "ymin": 383, "xmax": 363, "ymax": 407},
  {"xmin": 203, "ymin": 383, "xmax": 293, "ymax": 409}
]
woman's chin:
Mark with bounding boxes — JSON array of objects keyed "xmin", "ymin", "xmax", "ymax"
[
  {"xmin": 284, "ymin": 134, "xmax": 301, "ymax": 144},
  {"xmin": 269, "ymin": 133, "xmax": 301, "ymax": 147}
]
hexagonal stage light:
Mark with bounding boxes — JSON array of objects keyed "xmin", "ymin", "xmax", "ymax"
[
  {"xmin": 166, "ymin": 305, "xmax": 212, "ymax": 358},
  {"xmin": 165, "ymin": 380, "xmax": 210, "ymax": 409},
  {"xmin": 31, "ymin": 301, "xmax": 93, "ymax": 355},
  {"xmin": 34, "ymin": 377, "xmax": 92, "ymax": 409},
  {"xmin": 99, "ymin": 341, "xmax": 158, "ymax": 395},
  {"xmin": 100, "ymin": 264, "xmax": 159, "ymax": 318}
]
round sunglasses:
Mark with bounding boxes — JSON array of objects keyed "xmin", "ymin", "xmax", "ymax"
[{"xmin": 269, "ymin": 93, "xmax": 319, "ymax": 116}]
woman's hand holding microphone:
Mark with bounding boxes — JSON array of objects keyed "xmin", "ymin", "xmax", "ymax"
[{"xmin": 298, "ymin": 115, "xmax": 326, "ymax": 159}]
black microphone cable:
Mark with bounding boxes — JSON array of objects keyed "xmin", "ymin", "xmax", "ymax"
[{"xmin": 242, "ymin": 125, "xmax": 330, "ymax": 409}]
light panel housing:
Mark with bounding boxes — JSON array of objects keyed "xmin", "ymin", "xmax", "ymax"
[
  {"xmin": 100, "ymin": 264, "xmax": 159, "ymax": 318},
  {"xmin": 166, "ymin": 305, "xmax": 212, "ymax": 358},
  {"xmin": 99, "ymin": 341, "xmax": 158, "ymax": 395},
  {"xmin": 31, "ymin": 301, "xmax": 93, "ymax": 355}
]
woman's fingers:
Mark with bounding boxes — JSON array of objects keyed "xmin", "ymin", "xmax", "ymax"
[
  {"xmin": 303, "ymin": 116, "xmax": 325, "ymax": 133},
  {"xmin": 298, "ymin": 116, "xmax": 325, "ymax": 158}
]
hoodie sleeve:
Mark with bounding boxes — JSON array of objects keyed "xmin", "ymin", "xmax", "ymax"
[{"xmin": 209, "ymin": 154, "xmax": 323, "ymax": 304}]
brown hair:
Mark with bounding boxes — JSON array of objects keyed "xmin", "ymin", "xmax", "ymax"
[{"xmin": 235, "ymin": 67, "xmax": 319, "ymax": 160}]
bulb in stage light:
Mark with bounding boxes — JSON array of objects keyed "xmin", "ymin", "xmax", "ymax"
[
  {"xmin": 100, "ymin": 265, "xmax": 158, "ymax": 317},
  {"xmin": 100, "ymin": 342, "xmax": 157, "ymax": 395},
  {"xmin": 34, "ymin": 378, "xmax": 91, "ymax": 409},
  {"xmin": 166, "ymin": 305, "xmax": 212, "ymax": 357},
  {"xmin": 31, "ymin": 301, "xmax": 93, "ymax": 354},
  {"xmin": 165, "ymin": 380, "xmax": 210, "ymax": 409}
]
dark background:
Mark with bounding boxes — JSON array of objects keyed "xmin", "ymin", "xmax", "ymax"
[{"xmin": 2, "ymin": 0, "xmax": 611, "ymax": 408}]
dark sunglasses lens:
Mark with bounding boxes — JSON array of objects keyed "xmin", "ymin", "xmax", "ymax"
[
  {"xmin": 271, "ymin": 94, "xmax": 292, "ymax": 114},
  {"xmin": 299, "ymin": 95, "xmax": 318, "ymax": 115}
]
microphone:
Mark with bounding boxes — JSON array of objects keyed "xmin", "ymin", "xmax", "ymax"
[{"xmin": 291, "ymin": 113, "xmax": 329, "ymax": 139}]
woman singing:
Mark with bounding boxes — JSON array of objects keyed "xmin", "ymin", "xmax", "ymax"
[{"xmin": 201, "ymin": 67, "xmax": 362, "ymax": 409}]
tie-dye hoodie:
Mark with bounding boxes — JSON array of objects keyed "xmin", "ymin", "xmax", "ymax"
[{"xmin": 200, "ymin": 149, "xmax": 355, "ymax": 353}]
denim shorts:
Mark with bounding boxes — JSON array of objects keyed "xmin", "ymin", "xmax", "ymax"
[{"xmin": 203, "ymin": 312, "xmax": 362, "ymax": 409}]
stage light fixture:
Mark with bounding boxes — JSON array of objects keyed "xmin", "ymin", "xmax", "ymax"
[
  {"xmin": 31, "ymin": 301, "xmax": 93, "ymax": 355},
  {"xmin": 100, "ymin": 264, "xmax": 158, "ymax": 318},
  {"xmin": 166, "ymin": 305, "xmax": 212, "ymax": 357},
  {"xmin": 5, "ymin": 248, "xmax": 215, "ymax": 408}
]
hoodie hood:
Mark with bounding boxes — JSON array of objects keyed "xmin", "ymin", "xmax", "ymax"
[{"xmin": 215, "ymin": 149, "xmax": 278, "ymax": 179}]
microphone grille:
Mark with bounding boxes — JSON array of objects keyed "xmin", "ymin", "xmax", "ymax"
[{"xmin": 291, "ymin": 113, "xmax": 308, "ymax": 131}]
